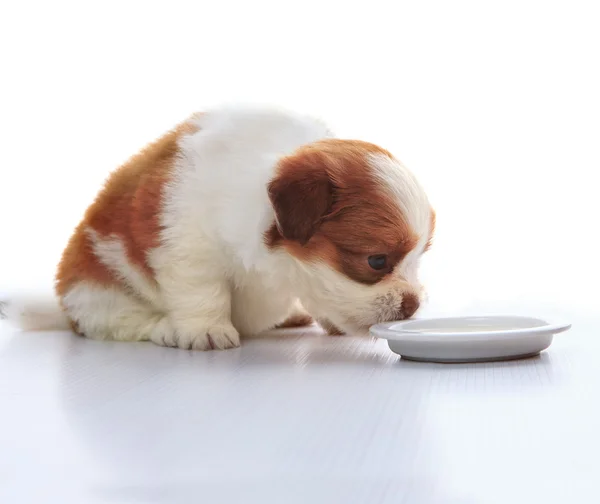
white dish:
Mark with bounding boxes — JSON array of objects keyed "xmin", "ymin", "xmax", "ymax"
[{"xmin": 369, "ymin": 315, "xmax": 571, "ymax": 363}]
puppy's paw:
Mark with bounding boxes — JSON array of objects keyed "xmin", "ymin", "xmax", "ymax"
[
  {"xmin": 191, "ymin": 324, "xmax": 241, "ymax": 350},
  {"xmin": 158, "ymin": 322, "xmax": 241, "ymax": 351}
]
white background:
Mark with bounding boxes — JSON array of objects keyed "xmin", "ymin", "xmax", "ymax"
[
  {"xmin": 1, "ymin": 0, "xmax": 598, "ymax": 313},
  {"xmin": 1, "ymin": 3, "xmax": 599, "ymax": 503}
]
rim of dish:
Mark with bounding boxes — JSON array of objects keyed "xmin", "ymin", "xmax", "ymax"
[{"xmin": 369, "ymin": 315, "xmax": 571, "ymax": 341}]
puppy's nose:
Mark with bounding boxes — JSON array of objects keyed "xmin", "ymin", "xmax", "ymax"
[{"xmin": 398, "ymin": 293, "xmax": 420, "ymax": 319}]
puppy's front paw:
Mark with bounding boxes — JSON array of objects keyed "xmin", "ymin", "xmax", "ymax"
[
  {"xmin": 191, "ymin": 324, "xmax": 240, "ymax": 351},
  {"xmin": 160, "ymin": 323, "xmax": 241, "ymax": 350}
]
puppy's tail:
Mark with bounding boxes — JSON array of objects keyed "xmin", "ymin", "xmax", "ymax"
[{"xmin": 0, "ymin": 293, "xmax": 70, "ymax": 331}]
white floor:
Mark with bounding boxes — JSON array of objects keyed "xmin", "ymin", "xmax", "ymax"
[{"xmin": 1, "ymin": 299, "xmax": 598, "ymax": 504}]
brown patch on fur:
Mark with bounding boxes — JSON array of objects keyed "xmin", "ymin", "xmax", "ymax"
[
  {"xmin": 424, "ymin": 208, "xmax": 436, "ymax": 252},
  {"xmin": 318, "ymin": 318, "xmax": 346, "ymax": 336},
  {"xmin": 399, "ymin": 292, "xmax": 420, "ymax": 319},
  {"xmin": 55, "ymin": 117, "xmax": 200, "ymax": 298},
  {"xmin": 274, "ymin": 313, "xmax": 315, "ymax": 329},
  {"xmin": 69, "ymin": 319, "xmax": 84, "ymax": 336},
  {"xmin": 266, "ymin": 139, "xmax": 419, "ymax": 285},
  {"xmin": 267, "ymin": 159, "xmax": 332, "ymax": 245}
]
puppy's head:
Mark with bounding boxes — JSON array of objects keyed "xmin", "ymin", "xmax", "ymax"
[{"xmin": 266, "ymin": 139, "xmax": 435, "ymax": 334}]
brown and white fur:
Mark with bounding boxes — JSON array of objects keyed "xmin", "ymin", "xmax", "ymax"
[{"xmin": 1, "ymin": 105, "xmax": 435, "ymax": 350}]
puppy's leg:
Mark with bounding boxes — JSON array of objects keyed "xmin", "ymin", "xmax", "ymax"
[
  {"xmin": 230, "ymin": 284, "xmax": 298, "ymax": 338},
  {"xmin": 318, "ymin": 318, "xmax": 346, "ymax": 336},
  {"xmin": 274, "ymin": 300, "xmax": 314, "ymax": 329},
  {"xmin": 61, "ymin": 282, "xmax": 173, "ymax": 343},
  {"xmin": 154, "ymin": 259, "xmax": 240, "ymax": 351}
]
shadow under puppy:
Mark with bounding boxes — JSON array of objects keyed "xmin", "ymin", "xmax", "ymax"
[{"xmin": 1, "ymin": 105, "xmax": 435, "ymax": 350}]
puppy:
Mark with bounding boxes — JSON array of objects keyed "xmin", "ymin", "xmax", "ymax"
[{"xmin": 1, "ymin": 105, "xmax": 435, "ymax": 350}]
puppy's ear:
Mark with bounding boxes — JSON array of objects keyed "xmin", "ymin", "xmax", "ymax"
[{"xmin": 267, "ymin": 151, "xmax": 333, "ymax": 245}]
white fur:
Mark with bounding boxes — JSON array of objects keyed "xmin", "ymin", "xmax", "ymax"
[
  {"xmin": 2, "ymin": 104, "xmax": 432, "ymax": 347},
  {"xmin": 0, "ymin": 293, "xmax": 70, "ymax": 331}
]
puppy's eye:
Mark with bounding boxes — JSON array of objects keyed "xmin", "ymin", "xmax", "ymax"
[{"xmin": 368, "ymin": 254, "xmax": 388, "ymax": 271}]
